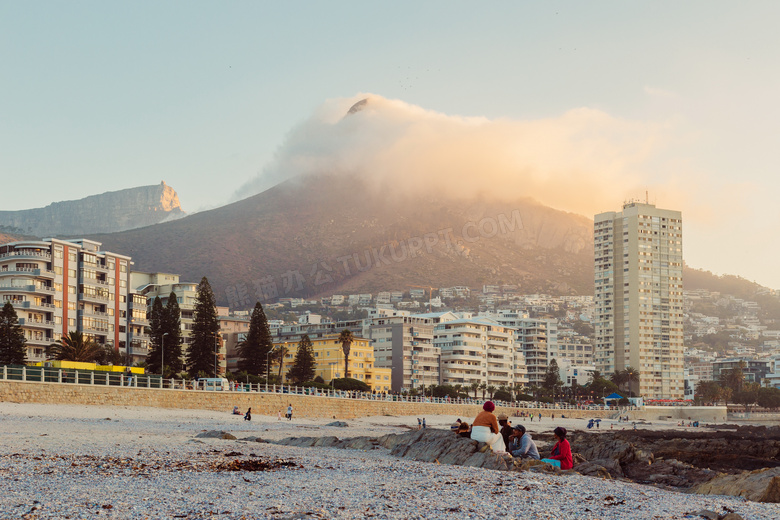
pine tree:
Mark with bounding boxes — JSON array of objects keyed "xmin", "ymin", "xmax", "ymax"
[
  {"xmin": 287, "ymin": 334, "xmax": 316, "ymax": 384},
  {"xmin": 237, "ymin": 302, "xmax": 273, "ymax": 376},
  {"xmin": 0, "ymin": 302, "xmax": 27, "ymax": 366},
  {"xmin": 164, "ymin": 292, "xmax": 183, "ymax": 374},
  {"xmin": 187, "ymin": 277, "xmax": 220, "ymax": 377},
  {"xmin": 543, "ymin": 358, "xmax": 563, "ymax": 395},
  {"xmin": 146, "ymin": 297, "xmax": 165, "ymax": 374}
]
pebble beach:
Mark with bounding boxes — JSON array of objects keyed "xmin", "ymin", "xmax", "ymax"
[{"xmin": 0, "ymin": 403, "xmax": 776, "ymax": 520}]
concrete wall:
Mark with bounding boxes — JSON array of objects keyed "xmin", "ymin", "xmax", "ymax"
[
  {"xmin": 0, "ymin": 380, "xmax": 614, "ymax": 420},
  {"xmin": 628, "ymin": 405, "xmax": 728, "ymax": 422}
]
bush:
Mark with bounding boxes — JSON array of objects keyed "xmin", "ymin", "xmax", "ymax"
[
  {"xmin": 618, "ymin": 397, "xmax": 630, "ymax": 406},
  {"xmin": 313, "ymin": 375, "xmax": 325, "ymax": 384},
  {"xmin": 515, "ymin": 393, "xmax": 535, "ymax": 402},
  {"xmin": 331, "ymin": 377, "xmax": 370, "ymax": 392},
  {"xmin": 493, "ymin": 389, "xmax": 512, "ymax": 402},
  {"xmin": 302, "ymin": 381, "xmax": 332, "ymax": 390}
]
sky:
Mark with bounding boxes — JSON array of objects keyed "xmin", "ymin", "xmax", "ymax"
[{"xmin": 2, "ymin": 2, "xmax": 780, "ymax": 287}]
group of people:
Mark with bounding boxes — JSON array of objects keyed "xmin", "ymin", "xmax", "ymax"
[{"xmin": 452, "ymin": 401, "xmax": 573, "ymax": 470}]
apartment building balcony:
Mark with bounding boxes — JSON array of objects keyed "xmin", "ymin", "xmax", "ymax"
[
  {"xmin": 81, "ymin": 308, "xmax": 109, "ymax": 317},
  {"xmin": 444, "ymin": 353, "xmax": 484, "ymax": 363},
  {"xmin": 0, "ymin": 267, "xmax": 55, "ymax": 279},
  {"xmin": 26, "ymin": 336, "xmax": 54, "ymax": 347},
  {"xmin": 18, "ymin": 318, "xmax": 55, "ymax": 329},
  {"xmin": 79, "ymin": 292, "xmax": 112, "ymax": 303},
  {"xmin": 0, "ymin": 251, "xmax": 51, "ymax": 261},
  {"xmin": 0, "ymin": 283, "xmax": 52, "ymax": 294},
  {"xmin": 19, "ymin": 300, "xmax": 55, "ymax": 310},
  {"xmin": 128, "ymin": 344, "xmax": 148, "ymax": 356}
]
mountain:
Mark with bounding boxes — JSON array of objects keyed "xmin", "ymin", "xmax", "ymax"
[
  {"xmin": 0, "ymin": 182, "xmax": 184, "ymax": 237},
  {"xmin": 88, "ymin": 175, "xmax": 595, "ymax": 307}
]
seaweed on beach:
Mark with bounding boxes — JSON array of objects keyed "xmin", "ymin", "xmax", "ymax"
[{"xmin": 213, "ymin": 458, "xmax": 299, "ymax": 472}]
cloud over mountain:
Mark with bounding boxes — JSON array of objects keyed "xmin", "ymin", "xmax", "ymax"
[{"xmin": 234, "ymin": 94, "xmax": 670, "ymax": 216}]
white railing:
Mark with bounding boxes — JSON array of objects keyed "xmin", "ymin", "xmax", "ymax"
[{"xmin": 0, "ymin": 365, "xmax": 620, "ymax": 410}]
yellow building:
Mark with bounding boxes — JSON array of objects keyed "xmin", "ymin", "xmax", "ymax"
[{"xmin": 274, "ymin": 335, "xmax": 392, "ymax": 392}]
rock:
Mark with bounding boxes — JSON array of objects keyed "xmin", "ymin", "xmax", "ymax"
[
  {"xmin": 690, "ymin": 467, "xmax": 780, "ymax": 503},
  {"xmin": 574, "ymin": 460, "xmax": 615, "ymax": 479},
  {"xmin": 693, "ymin": 510, "xmax": 720, "ymax": 520},
  {"xmin": 220, "ymin": 433, "xmax": 237, "ymax": 440},
  {"xmin": 196, "ymin": 430, "xmax": 234, "ymax": 439},
  {"xmin": 719, "ymin": 514, "xmax": 744, "ymax": 520},
  {"xmin": 312, "ymin": 436, "xmax": 342, "ymax": 448},
  {"xmin": 326, "ymin": 421, "xmax": 349, "ymax": 427}
]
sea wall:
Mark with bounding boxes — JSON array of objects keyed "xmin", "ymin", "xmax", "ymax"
[
  {"xmin": 0, "ymin": 380, "xmax": 614, "ymax": 420},
  {"xmin": 629, "ymin": 405, "xmax": 728, "ymax": 422}
]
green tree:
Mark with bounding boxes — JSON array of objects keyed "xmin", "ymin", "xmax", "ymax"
[
  {"xmin": 0, "ymin": 302, "xmax": 27, "ymax": 365},
  {"xmin": 146, "ymin": 296, "xmax": 165, "ymax": 374},
  {"xmin": 287, "ymin": 335, "xmax": 316, "ymax": 384},
  {"xmin": 470, "ymin": 381, "xmax": 480, "ymax": 399},
  {"xmin": 48, "ymin": 331, "xmax": 103, "ymax": 362},
  {"xmin": 186, "ymin": 277, "xmax": 220, "ymax": 377},
  {"xmin": 486, "ymin": 385, "xmax": 496, "ymax": 399},
  {"xmin": 696, "ymin": 380, "xmax": 722, "ymax": 404},
  {"xmin": 543, "ymin": 358, "xmax": 564, "ymax": 395},
  {"xmin": 610, "ymin": 370, "xmax": 628, "ymax": 392},
  {"xmin": 479, "ymin": 382, "xmax": 487, "ymax": 399},
  {"xmin": 163, "ymin": 292, "xmax": 183, "ymax": 374},
  {"xmin": 624, "ymin": 366, "xmax": 640, "ymax": 398},
  {"xmin": 338, "ymin": 329, "xmax": 354, "ymax": 378},
  {"xmin": 237, "ymin": 302, "xmax": 273, "ymax": 375},
  {"xmin": 719, "ymin": 361, "xmax": 746, "ymax": 393},
  {"xmin": 757, "ymin": 387, "xmax": 780, "ymax": 410}
]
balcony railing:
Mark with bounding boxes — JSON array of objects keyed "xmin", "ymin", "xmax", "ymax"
[{"xmin": 0, "ymin": 251, "xmax": 51, "ymax": 260}]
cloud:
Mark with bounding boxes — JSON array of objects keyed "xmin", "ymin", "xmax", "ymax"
[{"xmin": 234, "ymin": 94, "xmax": 676, "ymax": 216}]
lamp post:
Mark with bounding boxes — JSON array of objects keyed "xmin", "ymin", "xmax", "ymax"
[
  {"xmin": 161, "ymin": 332, "xmax": 169, "ymax": 380},
  {"xmin": 213, "ymin": 333, "xmax": 220, "ymax": 379}
]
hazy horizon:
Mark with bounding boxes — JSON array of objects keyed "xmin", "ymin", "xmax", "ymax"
[{"xmin": 3, "ymin": 2, "xmax": 780, "ymax": 288}]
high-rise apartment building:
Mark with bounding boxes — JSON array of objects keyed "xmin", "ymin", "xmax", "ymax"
[
  {"xmin": 594, "ymin": 201, "xmax": 684, "ymax": 398},
  {"xmin": 0, "ymin": 239, "xmax": 131, "ymax": 362}
]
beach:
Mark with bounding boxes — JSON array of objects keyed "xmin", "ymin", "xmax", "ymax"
[{"xmin": 0, "ymin": 403, "xmax": 775, "ymax": 519}]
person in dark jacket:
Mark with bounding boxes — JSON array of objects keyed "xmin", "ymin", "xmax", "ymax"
[
  {"xmin": 244, "ymin": 408, "xmax": 252, "ymax": 421},
  {"xmin": 497, "ymin": 413, "xmax": 513, "ymax": 449},
  {"xmin": 549, "ymin": 426, "xmax": 573, "ymax": 469}
]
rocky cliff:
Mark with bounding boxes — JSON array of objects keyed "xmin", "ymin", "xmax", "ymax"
[{"xmin": 0, "ymin": 182, "xmax": 184, "ymax": 237}]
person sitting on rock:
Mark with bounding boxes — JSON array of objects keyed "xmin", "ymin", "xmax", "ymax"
[
  {"xmin": 548, "ymin": 426, "xmax": 573, "ymax": 470},
  {"xmin": 232, "ymin": 406, "xmax": 241, "ymax": 415},
  {"xmin": 470, "ymin": 401, "xmax": 506, "ymax": 452},
  {"xmin": 508, "ymin": 425, "xmax": 540, "ymax": 460},
  {"xmin": 457, "ymin": 421, "xmax": 471, "ymax": 438},
  {"xmin": 497, "ymin": 413, "xmax": 513, "ymax": 449}
]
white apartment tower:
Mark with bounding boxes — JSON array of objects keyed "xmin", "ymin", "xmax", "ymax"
[{"xmin": 594, "ymin": 201, "xmax": 684, "ymax": 398}]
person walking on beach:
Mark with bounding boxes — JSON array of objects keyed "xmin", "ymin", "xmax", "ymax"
[
  {"xmin": 286, "ymin": 404, "xmax": 293, "ymax": 421},
  {"xmin": 422, "ymin": 418, "xmax": 426, "ymax": 429},
  {"xmin": 244, "ymin": 408, "xmax": 252, "ymax": 421}
]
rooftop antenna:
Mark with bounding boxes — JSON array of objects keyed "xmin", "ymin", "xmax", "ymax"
[{"xmin": 645, "ymin": 189, "xmax": 649, "ymax": 204}]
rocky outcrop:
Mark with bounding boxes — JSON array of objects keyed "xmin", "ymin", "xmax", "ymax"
[
  {"xmin": 0, "ymin": 182, "xmax": 184, "ymax": 237},
  {"xmin": 690, "ymin": 467, "xmax": 780, "ymax": 503},
  {"xmin": 270, "ymin": 429, "xmax": 559, "ymax": 474}
]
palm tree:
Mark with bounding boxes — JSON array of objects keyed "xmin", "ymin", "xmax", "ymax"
[
  {"xmin": 275, "ymin": 345, "xmax": 289, "ymax": 383},
  {"xmin": 338, "ymin": 329, "xmax": 354, "ymax": 378},
  {"xmin": 623, "ymin": 366, "xmax": 640, "ymax": 398},
  {"xmin": 479, "ymin": 383, "xmax": 487, "ymax": 400},
  {"xmin": 48, "ymin": 331, "xmax": 104, "ymax": 362},
  {"xmin": 487, "ymin": 385, "xmax": 496, "ymax": 399},
  {"xmin": 470, "ymin": 382, "xmax": 480, "ymax": 399},
  {"xmin": 610, "ymin": 370, "xmax": 627, "ymax": 394}
]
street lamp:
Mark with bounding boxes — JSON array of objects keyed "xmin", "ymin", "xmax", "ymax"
[
  {"xmin": 212, "ymin": 333, "xmax": 220, "ymax": 379},
  {"xmin": 161, "ymin": 332, "xmax": 169, "ymax": 380}
]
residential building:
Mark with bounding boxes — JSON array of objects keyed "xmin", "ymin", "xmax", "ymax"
[
  {"xmin": 594, "ymin": 201, "xmax": 684, "ymax": 399},
  {"xmin": 0, "ymin": 238, "xmax": 131, "ymax": 363},
  {"xmin": 432, "ymin": 315, "xmax": 516, "ymax": 389},
  {"xmin": 711, "ymin": 357, "xmax": 772, "ymax": 385},
  {"xmin": 370, "ymin": 314, "xmax": 438, "ymax": 392},
  {"xmin": 492, "ymin": 310, "xmax": 553, "ymax": 387},
  {"xmin": 273, "ymin": 334, "xmax": 392, "ymax": 392}
]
